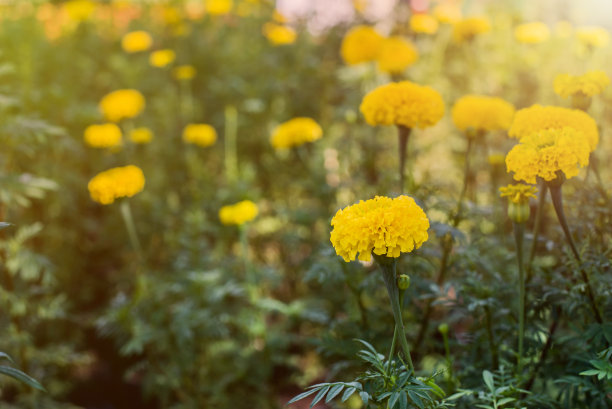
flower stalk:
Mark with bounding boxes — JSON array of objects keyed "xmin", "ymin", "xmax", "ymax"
[
  {"xmin": 397, "ymin": 125, "xmax": 412, "ymax": 192},
  {"xmin": 526, "ymin": 181, "xmax": 547, "ymax": 281},
  {"xmin": 120, "ymin": 200, "xmax": 142, "ymax": 257},
  {"xmin": 513, "ymin": 221, "xmax": 526, "ymax": 376},
  {"xmin": 224, "ymin": 105, "xmax": 239, "ymax": 184}
]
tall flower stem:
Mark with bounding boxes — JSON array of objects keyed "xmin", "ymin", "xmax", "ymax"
[
  {"xmin": 452, "ymin": 136, "xmax": 474, "ymax": 225},
  {"xmin": 120, "ymin": 200, "xmax": 142, "ymax": 257},
  {"xmin": 397, "ymin": 125, "xmax": 412, "ymax": 193},
  {"xmin": 379, "ymin": 259, "xmax": 414, "ymax": 372},
  {"xmin": 548, "ymin": 182, "xmax": 602, "ymax": 324},
  {"xmin": 513, "ymin": 221, "xmax": 526, "ymax": 376},
  {"xmin": 484, "ymin": 306, "xmax": 499, "ymax": 369},
  {"xmin": 388, "ymin": 289, "xmax": 406, "ymax": 363},
  {"xmin": 224, "ymin": 105, "xmax": 238, "ymax": 184},
  {"xmin": 526, "ymin": 181, "xmax": 547, "ymax": 282}
]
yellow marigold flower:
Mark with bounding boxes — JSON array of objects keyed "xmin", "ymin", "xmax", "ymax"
[
  {"xmin": 410, "ymin": 14, "xmax": 439, "ymax": 35},
  {"xmin": 129, "ymin": 127, "xmax": 153, "ymax": 144},
  {"xmin": 84, "ymin": 123, "xmax": 122, "ymax": 148},
  {"xmin": 505, "ymin": 127, "xmax": 590, "ymax": 184},
  {"xmin": 452, "ymin": 95, "xmax": 515, "ymax": 132},
  {"xmin": 576, "ymin": 26, "xmax": 610, "ymax": 48},
  {"xmin": 376, "ymin": 36, "xmax": 419, "ymax": 74},
  {"xmin": 330, "ymin": 195, "xmax": 430, "ymax": 262},
  {"xmin": 262, "ymin": 23, "xmax": 297, "ymax": 46},
  {"xmin": 433, "ymin": 2, "xmax": 462, "ymax": 24},
  {"xmin": 272, "ymin": 10, "xmax": 288, "ymax": 23},
  {"xmin": 182, "ymin": 123, "xmax": 217, "ymax": 147},
  {"xmin": 499, "ymin": 184, "xmax": 537, "ymax": 204},
  {"xmin": 360, "ymin": 81, "xmax": 445, "ymax": 129},
  {"xmin": 149, "ymin": 49, "xmax": 176, "ymax": 67},
  {"xmin": 270, "ymin": 117, "xmax": 322, "ymax": 149},
  {"xmin": 99, "ymin": 89, "xmax": 145, "ymax": 122},
  {"xmin": 206, "ymin": 0, "xmax": 233, "ymax": 16},
  {"xmin": 553, "ymin": 70, "xmax": 610, "ymax": 98},
  {"xmin": 453, "ymin": 17, "xmax": 491, "ymax": 43},
  {"xmin": 173, "ymin": 65, "xmax": 196, "ymax": 80},
  {"xmin": 340, "ymin": 25, "xmax": 384, "ymax": 65},
  {"xmin": 219, "ymin": 200, "xmax": 258, "ymax": 225},
  {"xmin": 88, "ymin": 165, "xmax": 145, "ymax": 205},
  {"xmin": 514, "ymin": 22, "xmax": 550, "ymax": 44},
  {"xmin": 121, "ymin": 30, "xmax": 153, "ymax": 53},
  {"xmin": 64, "ymin": 0, "xmax": 96, "ymax": 22},
  {"xmin": 508, "ymin": 104, "xmax": 599, "ymax": 151}
]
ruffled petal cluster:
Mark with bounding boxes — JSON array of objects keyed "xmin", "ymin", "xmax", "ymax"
[
  {"xmin": 88, "ymin": 165, "xmax": 145, "ymax": 205},
  {"xmin": 330, "ymin": 195, "xmax": 430, "ymax": 262},
  {"xmin": 499, "ymin": 184, "xmax": 537, "ymax": 204},
  {"xmin": 340, "ymin": 25, "xmax": 384, "ymax": 65},
  {"xmin": 514, "ymin": 22, "xmax": 550, "ymax": 44},
  {"xmin": 360, "ymin": 81, "xmax": 445, "ymax": 129},
  {"xmin": 553, "ymin": 70, "xmax": 610, "ymax": 98},
  {"xmin": 121, "ymin": 31, "xmax": 153, "ymax": 53},
  {"xmin": 451, "ymin": 95, "xmax": 515, "ymax": 132},
  {"xmin": 505, "ymin": 127, "xmax": 590, "ymax": 184},
  {"xmin": 84, "ymin": 123, "xmax": 122, "ymax": 148},
  {"xmin": 452, "ymin": 17, "xmax": 491, "ymax": 42},
  {"xmin": 508, "ymin": 104, "xmax": 598, "ymax": 151},
  {"xmin": 182, "ymin": 123, "xmax": 217, "ymax": 147},
  {"xmin": 376, "ymin": 36, "xmax": 419, "ymax": 74},
  {"xmin": 410, "ymin": 14, "xmax": 439, "ymax": 35},
  {"xmin": 99, "ymin": 89, "xmax": 146, "ymax": 122},
  {"xmin": 219, "ymin": 200, "xmax": 258, "ymax": 225},
  {"xmin": 270, "ymin": 117, "xmax": 322, "ymax": 149}
]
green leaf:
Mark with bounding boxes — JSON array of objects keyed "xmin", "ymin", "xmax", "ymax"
[
  {"xmin": 407, "ymin": 390, "xmax": 425, "ymax": 409},
  {"xmin": 287, "ymin": 387, "xmax": 320, "ymax": 404},
  {"xmin": 0, "ymin": 365, "xmax": 45, "ymax": 391},
  {"xmin": 482, "ymin": 370, "xmax": 495, "ymax": 393},
  {"xmin": 388, "ymin": 392, "xmax": 400, "ymax": 409},
  {"xmin": 0, "ymin": 222, "xmax": 12, "ymax": 230},
  {"xmin": 580, "ymin": 369, "xmax": 600, "ymax": 376},
  {"xmin": 341, "ymin": 387, "xmax": 356, "ymax": 402},
  {"xmin": 496, "ymin": 397, "xmax": 515, "ymax": 406},
  {"xmin": 311, "ymin": 385, "xmax": 331, "ymax": 408},
  {"xmin": 0, "ymin": 352, "xmax": 14, "ymax": 363},
  {"xmin": 399, "ymin": 391, "xmax": 408, "ymax": 409},
  {"xmin": 359, "ymin": 391, "xmax": 369, "ymax": 406},
  {"xmin": 326, "ymin": 384, "xmax": 344, "ymax": 402}
]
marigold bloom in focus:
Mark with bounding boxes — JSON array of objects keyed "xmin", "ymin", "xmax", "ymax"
[
  {"xmin": 508, "ymin": 104, "xmax": 599, "ymax": 151},
  {"xmin": 129, "ymin": 127, "xmax": 153, "ymax": 144},
  {"xmin": 219, "ymin": 200, "xmax": 258, "ymax": 225},
  {"xmin": 330, "ymin": 195, "xmax": 430, "ymax": 262},
  {"xmin": 271, "ymin": 117, "xmax": 322, "ymax": 149},
  {"xmin": 505, "ymin": 127, "xmax": 590, "ymax": 184},
  {"xmin": 173, "ymin": 65, "xmax": 196, "ymax": 80},
  {"xmin": 262, "ymin": 23, "xmax": 297, "ymax": 46},
  {"xmin": 205, "ymin": 0, "xmax": 233, "ymax": 16},
  {"xmin": 576, "ymin": 26, "xmax": 610, "ymax": 48},
  {"xmin": 514, "ymin": 22, "xmax": 550, "ymax": 44},
  {"xmin": 553, "ymin": 70, "xmax": 610, "ymax": 98},
  {"xmin": 499, "ymin": 184, "xmax": 537, "ymax": 204},
  {"xmin": 410, "ymin": 14, "xmax": 439, "ymax": 35},
  {"xmin": 340, "ymin": 25, "xmax": 384, "ymax": 65},
  {"xmin": 88, "ymin": 165, "xmax": 145, "ymax": 205},
  {"xmin": 99, "ymin": 89, "xmax": 145, "ymax": 122},
  {"xmin": 376, "ymin": 37, "xmax": 419, "ymax": 74},
  {"xmin": 84, "ymin": 123, "xmax": 122, "ymax": 148},
  {"xmin": 453, "ymin": 17, "xmax": 491, "ymax": 42},
  {"xmin": 451, "ymin": 95, "xmax": 515, "ymax": 133},
  {"xmin": 121, "ymin": 30, "xmax": 153, "ymax": 53},
  {"xmin": 64, "ymin": 0, "xmax": 96, "ymax": 22},
  {"xmin": 149, "ymin": 49, "xmax": 176, "ymax": 67},
  {"xmin": 360, "ymin": 81, "xmax": 444, "ymax": 129},
  {"xmin": 182, "ymin": 123, "xmax": 217, "ymax": 147}
]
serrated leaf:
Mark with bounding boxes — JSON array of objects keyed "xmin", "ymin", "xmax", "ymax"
[{"xmin": 0, "ymin": 366, "xmax": 45, "ymax": 391}]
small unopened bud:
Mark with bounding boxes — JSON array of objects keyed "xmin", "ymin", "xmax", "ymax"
[
  {"xmin": 438, "ymin": 323, "xmax": 449, "ymax": 335},
  {"xmin": 508, "ymin": 201, "xmax": 530, "ymax": 224},
  {"xmin": 398, "ymin": 274, "xmax": 410, "ymax": 290}
]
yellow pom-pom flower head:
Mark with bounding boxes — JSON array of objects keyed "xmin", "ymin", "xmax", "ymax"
[
  {"xmin": 182, "ymin": 124, "xmax": 217, "ymax": 147},
  {"xmin": 149, "ymin": 49, "xmax": 176, "ymax": 67},
  {"xmin": 88, "ymin": 165, "xmax": 145, "ymax": 205},
  {"xmin": 219, "ymin": 200, "xmax": 258, "ymax": 225},
  {"xmin": 84, "ymin": 123, "xmax": 122, "ymax": 148},
  {"xmin": 360, "ymin": 81, "xmax": 445, "ymax": 129},
  {"xmin": 553, "ymin": 70, "xmax": 610, "ymax": 99},
  {"xmin": 99, "ymin": 89, "xmax": 146, "ymax": 122},
  {"xmin": 410, "ymin": 14, "xmax": 439, "ymax": 35},
  {"xmin": 262, "ymin": 23, "xmax": 297, "ymax": 46},
  {"xmin": 129, "ymin": 127, "xmax": 153, "ymax": 144},
  {"xmin": 330, "ymin": 195, "xmax": 429, "ymax": 262},
  {"xmin": 576, "ymin": 26, "xmax": 610, "ymax": 49},
  {"xmin": 121, "ymin": 31, "xmax": 153, "ymax": 53},
  {"xmin": 340, "ymin": 25, "xmax": 384, "ymax": 65},
  {"xmin": 514, "ymin": 22, "xmax": 550, "ymax": 44},
  {"xmin": 453, "ymin": 17, "xmax": 491, "ymax": 43},
  {"xmin": 270, "ymin": 117, "xmax": 322, "ymax": 149},
  {"xmin": 451, "ymin": 95, "xmax": 515, "ymax": 134},
  {"xmin": 376, "ymin": 36, "xmax": 419, "ymax": 74}
]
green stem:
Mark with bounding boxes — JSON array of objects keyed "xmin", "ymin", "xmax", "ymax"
[
  {"xmin": 239, "ymin": 225, "xmax": 250, "ymax": 282},
  {"xmin": 452, "ymin": 137, "xmax": 473, "ymax": 226},
  {"xmin": 224, "ymin": 105, "xmax": 238, "ymax": 184},
  {"xmin": 526, "ymin": 181, "xmax": 547, "ymax": 282},
  {"xmin": 397, "ymin": 126, "xmax": 412, "ymax": 193},
  {"xmin": 120, "ymin": 200, "xmax": 142, "ymax": 257},
  {"xmin": 514, "ymin": 221, "xmax": 525, "ymax": 376},
  {"xmin": 484, "ymin": 306, "xmax": 498, "ymax": 369},
  {"xmin": 442, "ymin": 328, "xmax": 452, "ymax": 380}
]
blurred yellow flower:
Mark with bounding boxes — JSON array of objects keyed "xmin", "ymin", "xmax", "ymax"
[
  {"xmin": 451, "ymin": 95, "xmax": 515, "ymax": 132},
  {"xmin": 99, "ymin": 89, "xmax": 146, "ymax": 122},
  {"xmin": 149, "ymin": 49, "xmax": 176, "ymax": 67},
  {"xmin": 340, "ymin": 25, "xmax": 384, "ymax": 65},
  {"xmin": 410, "ymin": 14, "xmax": 439, "ymax": 35},
  {"xmin": 508, "ymin": 104, "xmax": 599, "ymax": 151},
  {"xmin": 453, "ymin": 17, "xmax": 491, "ymax": 43},
  {"xmin": 360, "ymin": 81, "xmax": 445, "ymax": 129},
  {"xmin": 330, "ymin": 195, "xmax": 429, "ymax": 262},
  {"xmin": 205, "ymin": 0, "xmax": 233, "ymax": 16},
  {"xmin": 129, "ymin": 127, "xmax": 153, "ymax": 144},
  {"xmin": 84, "ymin": 123, "xmax": 122, "ymax": 148},
  {"xmin": 173, "ymin": 65, "xmax": 197, "ymax": 80},
  {"xmin": 272, "ymin": 10, "xmax": 288, "ymax": 23},
  {"xmin": 88, "ymin": 165, "xmax": 145, "ymax": 205},
  {"xmin": 555, "ymin": 21, "xmax": 573, "ymax": 38},
  {"xmin": 505, "ymin": 127, "xmax": 590, "ymax": 184},
  {"xmin": 182, "ymin": 123, "xmax": 217, "ymax": 147},
  {"xmin": 262, "ymin": 23, "xmax": 297, "ymax": 46},
  {"xmin": 433, "ymin": 2, "xmax": 462, "ymax": 24},
  {"xmin": 488, "ymin": 153, "xmax": 506, "ymax": 166},
  {"xmin": 553, "ymin": 70, "xmax": 610, "ymax": 98},
  {"xmin": 271, "ymin": 117, "xmax": 322, "ymax": 149},
  {"xmin": 376, "ymin": 36, "xmax": 419, "ymax": 74},
  {"xmin": 219, "ymin": 200, "xmax": 258, "ymax": 225},
  {"xmin": 121, "ymin": 30, "xmax": 153, "ymax": 53},
  {"xmin": 499, "ymin": 184, "xmax": 537, "ymax": 204},
  {"xmin": 576, "ymin": 26, "xmax": 610, "ymax": 48},
  {"xmin": 514, "ymin": 22, "xmax": 550, "ymax": 44},
  {"xmin": 64, "ymin": 0, "xmax": 96, "ymax": 22}
]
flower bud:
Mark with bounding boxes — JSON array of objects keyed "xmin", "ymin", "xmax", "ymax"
[
  {"xmin": 438, "ymin": 323, "xmax": 449, "ymax": 335},
  {"xmin": 507, "ymin": 201, "xmax": 530, "ymax": 224},
  {"xmin": 397, "ymin": 274, "xmax": 410, "ymax": 290}
]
